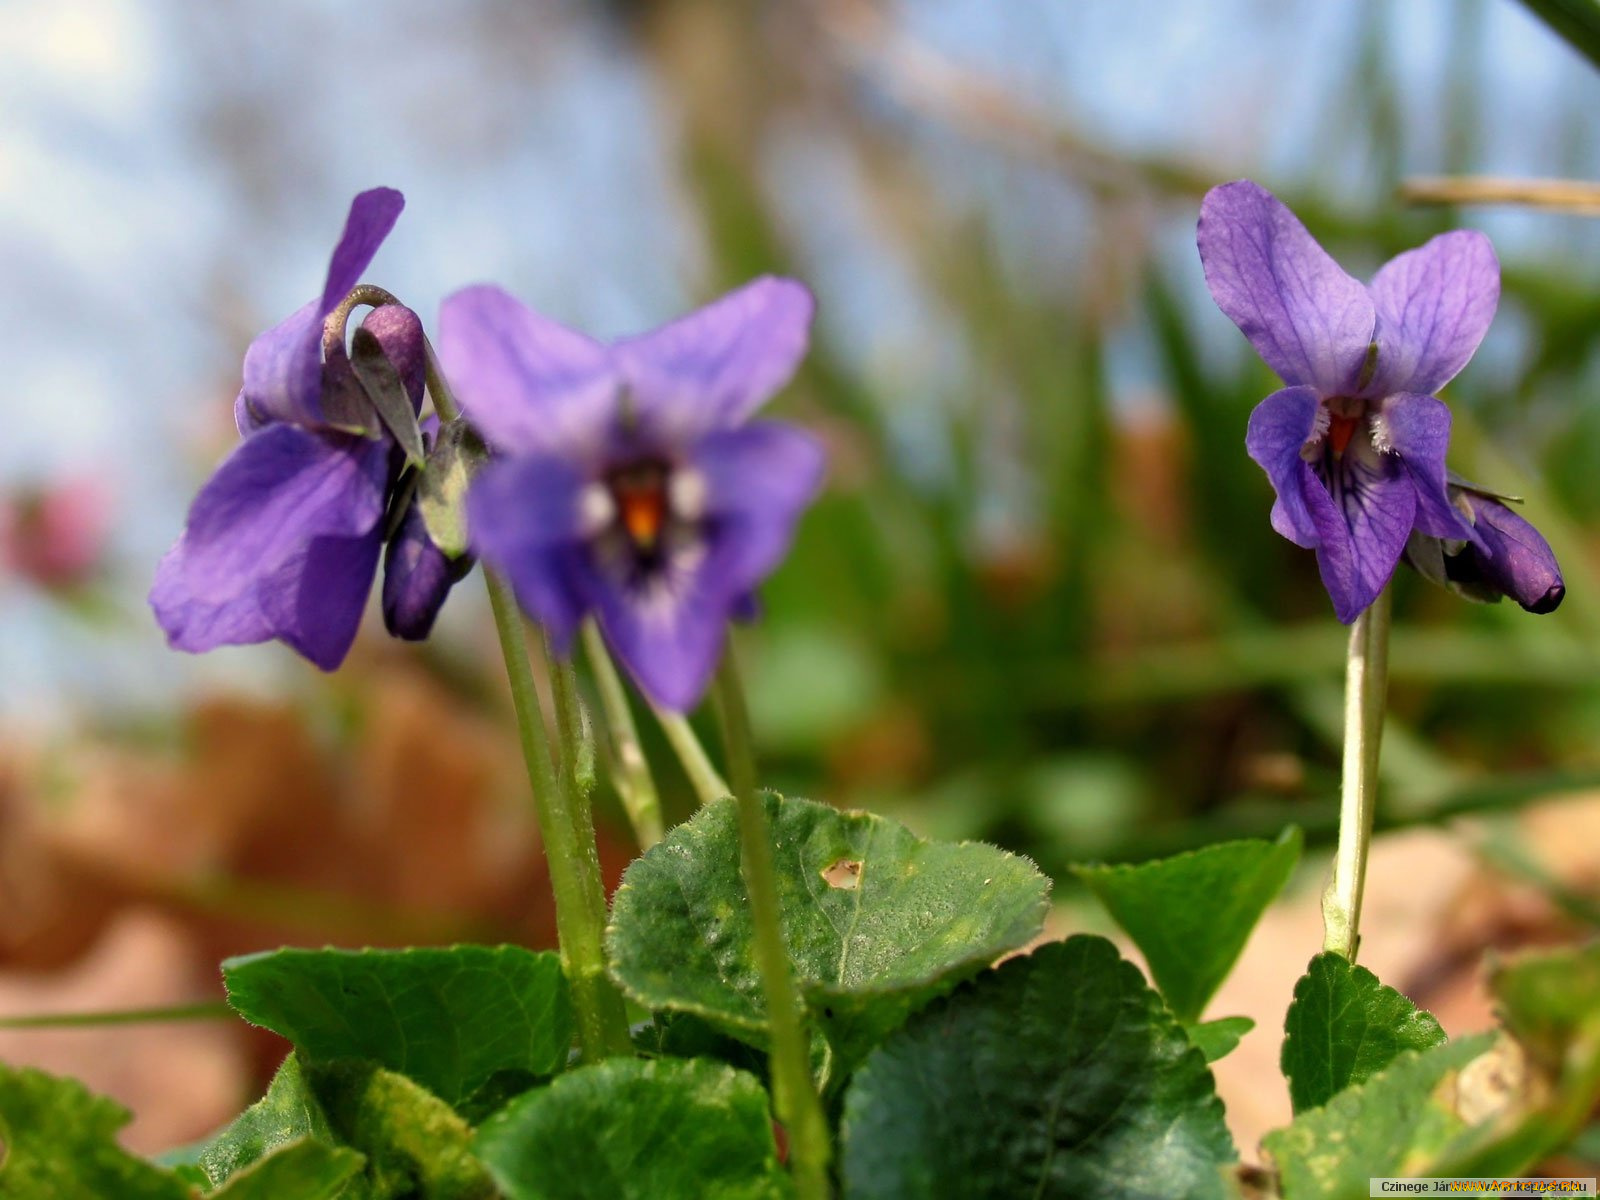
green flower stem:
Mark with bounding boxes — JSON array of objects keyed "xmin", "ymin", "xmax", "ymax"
[
  {"xmin": 653, "ymin": 702, "xmax": 731, "ymax": 806},
  {"xmin": 581, "ymin": 622, "xmax": 665, "ymax": 850},
  {"xmin": 427, "ymin": 339, "xmax": 630, "ymax": 1062},
  {"xmin": 484, "ymin": 572, "xmax": 632, "ymax": 1062},
  {"xmin": 713, "ymin": 650, "xmax": 832, "ymax": 1200},
  {"xmin": 0, "ymin": 1003, "xmax": 233, "ymax": 1029},
  {"xmin": 1322, "ymin": 585, "xmax": 1393, "ymax": 961}
]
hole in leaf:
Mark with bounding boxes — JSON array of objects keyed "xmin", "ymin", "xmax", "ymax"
[{"xmin": 821, "ymin": 858, "xmax": 863, "ymax": 890}]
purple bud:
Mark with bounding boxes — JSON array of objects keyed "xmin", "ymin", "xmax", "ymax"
[
  {"xmin": 1455, "ymin": 491, "xmax": 1564, "ymax": 614},
  {"xmin": 382, "ymin": 500, "xmax": 473, "ymax": 640}
]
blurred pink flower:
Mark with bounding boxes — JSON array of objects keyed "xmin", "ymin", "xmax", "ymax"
[{"xmin": 0, "ymin": 476, "xmax": 111, "ymax": 591}]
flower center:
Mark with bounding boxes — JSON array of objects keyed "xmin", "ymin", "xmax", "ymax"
[
  {"xmin": 1322, "ymin": 396, "xmax": 1369, "ymax": 458},
  {"xmin": 609, "ymin": 460, "xmax": 670, "ymax": 555}
]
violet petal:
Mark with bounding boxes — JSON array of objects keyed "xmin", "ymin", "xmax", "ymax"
[
  {"xmin": 438, "ymin": 285, "xmax": 619, "ymax": 460},
  {"xmin": 1244, "ymin": 385, "xmax": 1324, "ymax": 548},
  {"xmin": 1198, "ymin": 181, "xmax": 1374, "ymax": 394},
  {"xmin": 465, "ymin": 455, "xmax": 591, "ymax": 648},
  {"xmin": 240, "ymin": 188, "xmax": 404, "ymax": 428},
  {"xmin": 613, "ymin": 277, "xmax": 814, "ymax": 442},
  {"xmin": 1380, "ymin": 392, "xmax": 1479, "ymax": 544},
  {"xmin": 691, "ymin": 421, "xmax": 827, "ymax": 596},
  {"xmin": 1367, "ymin": 230, "xmax": 1498, "ymax": 398},
  {"xmin": 1304, "ymin": 446, "xmax": 1417, "ymax": 622}
]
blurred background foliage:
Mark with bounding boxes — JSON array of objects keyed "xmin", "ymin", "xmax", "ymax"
[{"xmin": 4, "ymin": 0, "xmax": 1600, "ymax": 1152}]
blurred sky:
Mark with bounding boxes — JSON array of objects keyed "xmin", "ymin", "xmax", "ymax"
[{"xmin": 2, "ymin": 0, "xmax": 1597, "ymax": 724}]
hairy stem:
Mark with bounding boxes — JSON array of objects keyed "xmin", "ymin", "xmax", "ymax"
[
  {"xmin": 582, "ymin": 622, "xmax": 665, "ymax": 850},
  {"xmin": 714, "ymin": 651, "xmax": 832, "ymax": 1200},
  {"xmin": 1323, "ymin": 586, "xmax": 1393, "ymax": 961},
  {"xmin": 484, "ymin": 574, "xmax": 632, "ymax": 1061},
  {"xmin": 429, "ymin": 339, "xmax": 630, "ymax": 1060},
  {"xmin": 653, "ymin": 701, "xmax": 730, "ymax": 805}
]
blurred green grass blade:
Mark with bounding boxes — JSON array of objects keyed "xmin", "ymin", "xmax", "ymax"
[{"xmin": 1517, "ymin": 0, "xmax": 1600, "ymax": 70}]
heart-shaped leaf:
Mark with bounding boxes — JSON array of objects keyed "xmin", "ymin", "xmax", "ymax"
[
  {"xmin": 1281, "ymin": 951, "xmax": 1446, "ymax": 1112},
  {"xmin": 607, "ymin": 793, "xmax": 1049, "ymax": 1076},
  {"xmin": 1074, "ymin": 826, "xmax": 1301, "ymax": 1023},
  {"xmin": 222, "ymin": 944, "xmax": 571, "ymax": 1109},
  {"xmin": 475, "ymin": 1058, "xmax": 790, "ymax": 1200},
  {"xmin": 840, "ymin": 936, "xmax": 1236, "ymax": 1199}
]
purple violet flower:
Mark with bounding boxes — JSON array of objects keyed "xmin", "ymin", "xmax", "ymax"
[
  {"xmin": 151, "ymin": 188, "xmax": 425, "ymax": 669},
  {"xmin": 1198, "ymin": 180, "xmax": 1499, "ymax": 622},
  {"xmin": 439, "ymin": 277, "xmax": 825, "ymax": 710}
]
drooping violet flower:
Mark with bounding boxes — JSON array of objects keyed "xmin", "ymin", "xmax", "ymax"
[
  {"xmin": 1198, "ymin": 180, "xmax": 1499, "ymax": 622},
  {"xmin": 1404, "ymin": 480, "xmax": 1564, "ymax": 614},
  {"xmin": 151, "ymin": 188, "xmax": 426, "ymax": 669},
  {"xmin": 440, "ymin": 277, "xmax": 825, "ymax": 710}
]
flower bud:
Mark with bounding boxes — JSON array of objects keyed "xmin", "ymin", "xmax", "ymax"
[
  {"xmin": 382, "ymin": 499, "xmax": 473, "ymax": 640},
  {"xmin": 1403, "ymin": 484, "xmax": 1563, "ymax": 614},
  {"xmin": 1453, "ymin": 491, "xmax": 1564, "ymax": 614}
]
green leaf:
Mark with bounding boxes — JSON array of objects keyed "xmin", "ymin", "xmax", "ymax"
[
  {"xmin": 198, "ymin": 1054, "xmax": 337, "ymax": 1187},
  {"xmin": 1423, "ymin": 944, "xmax": 1600, "ymax": 1176},
  {"xmin": 0, "ymin": 1064, "xmax": 193, "ymax": 1199},
  {"xmin": 840, "ymin": 936, "xmax": 1236, "ymax": 1199},
  {"xmin": 1187, "ymin": 1015, "xmax": 1255, "ymax": 1063},
  {"xmin": 416, "ymin": 419, "xmax": 485, "ymax": 559},
  {"xmin": 351, "ymin": 324, "xmax": 425, "ymax": 467},
  {"xmin": 208, "ymin": 1139, "xmax": 364, "ymax": 1200},
  {"xmin": 1490, "ymin": 940, "xmax": 1600, "ymax": 1073},
  {"xmin": 475, "ymin": 1058, "xmax": 791, "ymax": 1200},
  {"xmin": 1073, "ymin": 826, "xmax": 1301, "ymax": 1023},
  {"xmin": 305, "ymin": 1060, "xmax": 494, "ymax": 1200},
  {"xmin": 607, "ymin": 794, "xmax": 1049, "ymax": 1076},
  {"xmin": 222, "ymin": 944, "xmax": 572, "ymax": 1108},
  {"xmin": 1262, "ymin": 1035, "xmax": 1493, "ymax": 1199},
  {"xmin": 1281, "ymin": 952, "xmax": 1446, "ymax": 1113},
  {"xmin": 197, "ymin": 1054, "xmax": 495, "ymax": 1199}
]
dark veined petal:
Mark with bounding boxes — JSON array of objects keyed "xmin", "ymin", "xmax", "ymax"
[
  {"xmin": 240, "ymin": 188, "xmax": 405, "ymax": 428},
  {"xmin": 1244, "ymin": 386, "xmax": 1324, "ymax": 548},
  {"xmin": 1367, "ymin": 231, "xmax": 1498, "ymax": 398},
  {"xmin": 1305, "ymin": 441, "xmax": 1417, "ymax": 623},
  {"xmin": 465, "ymin": 455, "xmax": 592, "ymax": 648},
  {"xmin": 1198, "ymin": 181, "xmax": 1374, "ymax": 394},
  {"xmin": 691, "ymin": 421, "xmax": 827, "ymax": 595},
  {"xmin": 1378, "ymin": 392, "xmax": 1479, "ymax": 544},
  {"xmin": 438, "ymin": 285, "xmax": 620, "ymax": 460},
  {"xmin": 613, "ymin": 277, "xmax": 814, "ymax": 442},
  {"xmin": 1459, "ymin": 492, "xmax": 1564, "ymax": 614}
]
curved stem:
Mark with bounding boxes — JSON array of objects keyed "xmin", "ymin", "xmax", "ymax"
[
  {"xmin": 0, "ymin": 1003, "xmax": 233, "ymax": 1030},
  {"xmin": 432, "ymin": 340, "xmax": 629, "ymax": 1059},
  {"xmin": 714, "ymin": 650, "xmax": 832, "ymax": 1200},
  {"xmin": 1322, "ymin": 586, "xmax": 1393, "ymax": 961},
  {"xmin": 582, "ymin": 622, "xmax": 665, "ymax": 850},
  {"xmin": 653, "ymin": 702, "xmax": 730, "ymax": 806},
  {"xmin": 484, "ymin": 573, "xmax": 632, "ymax": 1061}
]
